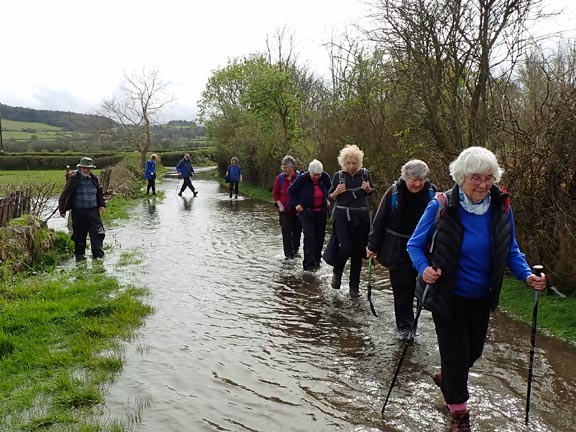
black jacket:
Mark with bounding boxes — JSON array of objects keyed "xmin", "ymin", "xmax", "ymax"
[
  {"xmin": 417, "ymin": 185, "xmax": 511, "ymax": 320},
  {"xmin": 368, "ymin": 179, "xmax": 435, "ymax": 269}
]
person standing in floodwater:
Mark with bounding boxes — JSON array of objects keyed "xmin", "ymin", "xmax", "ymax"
[
  {"xmin": 226, "ymin": 157, "xmax": 243, "ymax": 199},
  {"xmin": 176, "ymin": 153, "xmax": 198, "ymax": 197},
  {"xmin": 144, "ymin": 153, "xmax": 158, "ymax": 195},
  {"xmin": 366, "ymin": 159, "xmax": 436, "ymax": 340},
  {"xmin": 273, "ymin": 155, "xmax": 301, "ymax": 259},
  {"xmin": 325, "ymin": 145, "xmax": 373, "ymax": 297},
  {"xmin": 407, "ymin": 146, "xmax": 547, "ymax": 431},
  {"xmin": 58, "ymin": 156, "xmax": 106, "ymax": 261},
  {"xmin": 288, "ymin": 159, "xmax": 331, "ymax": 272}
]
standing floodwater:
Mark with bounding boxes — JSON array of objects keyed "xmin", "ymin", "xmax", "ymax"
[{"xmin": 51, "ymin": 174, "xmax": 576, "ymax": 431}]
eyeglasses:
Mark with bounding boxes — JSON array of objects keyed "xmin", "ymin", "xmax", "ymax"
[{"xmin": 468, "ymin": 175, "xmax": 495, "ymax": 185}]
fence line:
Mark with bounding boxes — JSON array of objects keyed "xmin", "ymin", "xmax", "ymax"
[{"xmin": 0, "ymin": 187, "xmax": 31, "ymax": 227}]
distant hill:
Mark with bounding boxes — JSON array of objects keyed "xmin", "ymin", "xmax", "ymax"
[
  {"xmin": 0, "ymin": 103, "xmax": 116, "ymax": 132},
  {"xmin": 0, "ymin": 103, "xmax": 206, "ymax": 154}
]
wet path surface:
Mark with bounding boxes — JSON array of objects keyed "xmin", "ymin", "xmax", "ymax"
[{"xmin": 50, "ymin": 174, "xmax": 576, "ymax": 431}]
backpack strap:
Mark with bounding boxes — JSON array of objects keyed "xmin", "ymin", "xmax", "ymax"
[
  {"xmin": 434, "ymin": 192, "xmax": 448, "ymax": 224},
  {"xmin": 388, "ymin": 182, "xmax": 399, "ymax": 216},
  {"xmin": 428, "ymin": 192, "xmax": 448, "ymax": 254}
]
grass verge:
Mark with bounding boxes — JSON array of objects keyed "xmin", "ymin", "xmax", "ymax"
[
  {"xmin": 500, "ymin": 277, "xmax": 576, "ymax": 344},
  {"xmin": 0, "ymin": 265, "xmax": 153, "ymax": 431}
]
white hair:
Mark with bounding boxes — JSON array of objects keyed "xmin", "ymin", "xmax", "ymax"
[
  {"xmin": 449, "ymin": 146, "xmax": 503, "ymax": 185},
  {"xmin": 308, "ymin": 159, "xmax": 324, "ymax": 174}
]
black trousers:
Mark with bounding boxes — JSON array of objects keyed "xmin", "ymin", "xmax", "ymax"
[
  {"xmin": 298, "ymin": 209, "xmax": 327, "ymax": 270},
  {"xmin": 180, "ymin": 176, "xmax": 196, "ymax": 194},
  {"xmin": 146, "ymin": 178, "xmax": 156, "ymax": 194},
  {"xmin": 279, "ymin": 212, "xmax": 302, "ymax": 258},
  {"xmin": 432, "ymin": 295, "xmax": 491, "ymax": 404},
  {"xmin": 71, "ymin": 207, "xmax": 105, "ymax": 258},
  {"xmin": 389, "ymin": 258, "xmax": 418, "ymax": 332},
  {"xmin": 332, "ymin": 214, "xmax": 370, "ymax": 288},
  {"xmin": 229, "ymin": 180, "xmax": 239, "ymax": 197}
]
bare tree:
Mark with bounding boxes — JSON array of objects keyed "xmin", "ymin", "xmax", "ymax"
[
  {"xmin": 364, "ymin": 0, "xmax": 541, "ymax": 172},
  {"xmin": 101, "ymin": 67, "xmax": 173, "ymax": 167}
]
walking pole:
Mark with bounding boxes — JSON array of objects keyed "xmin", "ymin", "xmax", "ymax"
[
  {"xmin": 367, "ymin": 257, "xmax": 378, "ymax": 317},
  {"xmin": 381, "ymin": 282, "xmax": 431, "ymax": 415},
  {"xmin": 525, "ymin": 264, "xmax": 543, "ymax": 425},
  {"xmin": 43, "ymin": 165, "xmax": 70, "ymax": 223}
]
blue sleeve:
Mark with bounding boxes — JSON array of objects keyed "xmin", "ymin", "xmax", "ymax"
[
  {"xmin": 176, "ymin": 160, "xmax": 182, "ymax": 174},
  {"xmin": 506, "ymin": 207, "xmax": 532, "ymax": 281},
  {"xmin": 407, "ymin": 199, "xmax": 439, "ymax": 274}
]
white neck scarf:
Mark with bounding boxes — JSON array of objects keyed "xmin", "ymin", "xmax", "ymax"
[{"xmin": 458, "ymin": 186, "xmax": 491, "ymax": 215}]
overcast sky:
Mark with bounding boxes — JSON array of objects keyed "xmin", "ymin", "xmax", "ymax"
[{"xmin": 1, "ymin": 0, "xmax": 575, "ymax": 122}]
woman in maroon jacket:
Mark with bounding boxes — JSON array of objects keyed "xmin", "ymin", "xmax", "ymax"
[{"xmin": 272, "ymin": 155, "xmax": 301, "ymax": 259}]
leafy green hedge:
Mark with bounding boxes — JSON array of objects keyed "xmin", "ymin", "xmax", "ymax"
[{"xmin": 0, "ymin": 153, "xmax": 124, "ymax": 170}]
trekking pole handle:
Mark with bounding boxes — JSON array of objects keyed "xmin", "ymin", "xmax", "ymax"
[
  {"xmin": 532, "ymin": 265, "xmax": 543, "ymax": 277},
  {"xmin": 532, "ymin": 265, "xmax": 543, "ymax": 300}
]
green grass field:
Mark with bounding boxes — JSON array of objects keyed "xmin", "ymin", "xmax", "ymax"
[
  {"xmin": 2, "ymin": 119, "xmax": 89, "ymax": 141},
  {"xmin": 0, "ymin": 169, "xmax": 101, "ymax": 189}
]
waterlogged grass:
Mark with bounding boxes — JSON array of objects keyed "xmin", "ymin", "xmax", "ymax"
[
  {"xmin": 116, "ymin": 249, "xmax": 144, "ymax": 267},
  {"xmin": 500, "ymin": 277, "xmax": 576, "ymax": 344},
  {"xmin": 0, "ymin": 267, "xmax": 153, "ymax": 430}
]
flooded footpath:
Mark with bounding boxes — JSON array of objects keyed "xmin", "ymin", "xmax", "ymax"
[{"xmin": 49, "ymin": 173, "xmax": 576, "ymax": 432}]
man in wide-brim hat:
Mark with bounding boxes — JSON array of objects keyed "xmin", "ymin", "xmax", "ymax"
[
  {"xmin": 77, "ymin": 157, "xmax": 97, "ymax": 168},
  {"xmin": 58, "ymin": 156, "xmax": 106, "ymax": 261}
]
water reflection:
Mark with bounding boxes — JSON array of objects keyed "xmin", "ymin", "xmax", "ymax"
[{"xmin": 51, "ymin": 175, "xmax": 576, "ymax": 432}]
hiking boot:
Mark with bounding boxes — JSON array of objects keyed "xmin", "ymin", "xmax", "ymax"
[
  {"xmin": 193, "ymin": 191, "xmax": 198, "ymax": 197},
  {"xmin": 331, "ymin": 271, "xmax": 342, "ymax": 289},
  {"xmin": 235, "ymin": 195, "xmax": 238, "ymax": 199},
  {"xmin": 433, "ymin": 371, "xmax": 442, "ymax": 388},
  {"xmin": 178, "ymin": 192, "xmax": 183, "ymax": 197},
  {"xmin": 450, "ymin": 410, "xmax": 471, "ymax": 432},
  {"xmin": 349, "ymin": 285, "xmax": 361, "ymax": 297}
]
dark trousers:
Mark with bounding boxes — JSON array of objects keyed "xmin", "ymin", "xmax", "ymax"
[
  {"xmin": 146, "ymin": 178, "xmax": 156, "ymax": 195},
  {"xmin": 332, "ymin": 215, "xmax": 370, "ymax": 288},
  {"xmin": 279, "ymin": 212, "xmax": 302, "ymax": 258},
  {"xmin": 298, "ymin": 209, "xmax": 327, "ymax": 270},
  {"xmin": 229, "ymin": 180, "xmax": 239, "ymax": 197},
  {"xmin": 180, "ymin": 176, "xmax": 196, "ymax": 194},
  {"xmin": 389, "ymin": 259, "xmax": 418, "ymax": 332},
  {"xmin": 71, "ymin": 207, "xmax": 105, "ymax": 258},
  {"xmin": 432, "ymin": 295, "xmax": 491, "ymax": 404}
]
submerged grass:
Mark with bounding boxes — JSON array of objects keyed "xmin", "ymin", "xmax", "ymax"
[
  {"xmin": 0, "ymin": 266, "xmax": 153, "ymax": 430},
  {"xmin": 500, "ymin": 277, "xmax": 576, "ymax": 344}
]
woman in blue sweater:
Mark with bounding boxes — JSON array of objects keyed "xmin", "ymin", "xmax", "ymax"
[
  {"xmin": 226, "ymin": 157, "xmax": 243, "ymax": 199},
  {"xmin": 144, "ymin": 153, "xmax": 158, "ymax": 195},
  {"xmin": 407, "ymin": 146, "xmax": 546, "ymax": 431}
]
